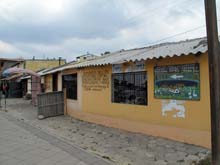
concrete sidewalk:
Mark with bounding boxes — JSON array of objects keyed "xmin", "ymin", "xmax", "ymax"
[{"xmin": 0, "ymin": 112, "xmax": 110, "ymax": 165}]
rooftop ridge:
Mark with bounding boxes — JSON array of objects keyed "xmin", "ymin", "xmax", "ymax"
[{"xmin": 118, "ymin": 36, "xmax": 208, "ymax": 53}]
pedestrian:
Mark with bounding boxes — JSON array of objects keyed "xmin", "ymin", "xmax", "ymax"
[{"xmin": 2, "ymin": 81, "xmax": 9, "ymax": 98}]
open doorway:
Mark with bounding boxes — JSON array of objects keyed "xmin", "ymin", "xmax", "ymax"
[{"xmin": 53, "ymin": 73, "xmax": 58, "ymax": 92}]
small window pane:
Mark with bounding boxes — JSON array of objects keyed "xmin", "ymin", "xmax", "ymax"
[
  {"xmin": 112, "ymin": 72, "xmax": 147, "ymax": 105},
  {"xmin": 112, "ymin": 74, "xmax": 125, "ymax": 103},
  {"xmin": 124, "ymin": 73, "xmax": 135, "ymax": 104},
  {"xmin": 135, "ymin": 72, "xmax": 147, "ymax": 105}
]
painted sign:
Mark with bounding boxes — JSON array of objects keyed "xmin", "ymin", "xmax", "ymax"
[
  {"xmin": 83, "ymin": 70, "xmax": 109, "ymax": 91},
  {"xmin": 154, "ymin": 63, "xmax": 200, "ymax": 100}
]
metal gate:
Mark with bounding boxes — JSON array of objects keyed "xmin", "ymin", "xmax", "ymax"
[{"xmin": 37, "ymin": 91, "xmax": 64, "ymax": 119}]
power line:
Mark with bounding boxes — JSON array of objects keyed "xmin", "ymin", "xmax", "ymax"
[
  {"xmin": 135, "ymin": 19, "xmax": 220, "ymax": 47},
  {"xmin": 117, "ymin": 0, "xmax": 210, "ymax": 49},
  {"xmin": 121, "ymin": 0, "xmax": 191, "ymax": 27},
  {"xmin": 148, "ymin": 25, "xmax": 206, "ymax": 45}
]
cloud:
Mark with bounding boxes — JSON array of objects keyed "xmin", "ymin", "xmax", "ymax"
[
  {"xmin": 0, "ymin": 40, "xmax": 24, "ymax": 54},
  {"xmin": 0, "ymin": 0, "xmax": 137, "ymax": 43},
  {"xmin": 0, "ymin": 40, "xmax": 27, "ymax": 60},
  {"xmin": 0, "ymin": 0, "xmax": 219, "ymax": 61},
  {"xmin": 0, "ymin": 41, "xmax": 15, "ymax": 53}
]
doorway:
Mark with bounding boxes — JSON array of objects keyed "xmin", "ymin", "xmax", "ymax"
[{"xmin": 53, "ymin": 73, "xmax": 58, "ymax": 92}]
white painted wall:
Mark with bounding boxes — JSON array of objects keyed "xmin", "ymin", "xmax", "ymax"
[
  {"xmin": 27, "ymin": 78, "xmax": 32, "ymax": 94},
  {"xmin": 67, "ymin": 71, "xmax": 82, "ymax": 112}
]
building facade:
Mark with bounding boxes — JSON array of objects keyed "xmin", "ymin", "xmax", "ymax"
[
  {"xmin": 43, "ymin": 37, "xmax": 211, "ymax": 148},
  {"xmin": 18, "ymin": 58, "xmax": 66, "ymax": 72}
]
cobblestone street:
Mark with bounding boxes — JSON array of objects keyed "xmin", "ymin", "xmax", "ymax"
[
  {"xmin": 1, "ymin": 99, "xmax": 211, "ymax": 165},
  {"xmin": 0, "ymin": 111, "xmax": 110, "ymax": 165}
]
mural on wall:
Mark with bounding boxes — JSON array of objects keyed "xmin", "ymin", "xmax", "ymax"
[
  {"xmin": 154, "ymin": 63, "xmax": 200, "ymax": 100},
  {"xmin": 82, "ymin": 70, "xmax": 109, "ymax": 91},
  {"xmin": 162, "ymin": 100, "xmax": 185, "ymax": 118}
]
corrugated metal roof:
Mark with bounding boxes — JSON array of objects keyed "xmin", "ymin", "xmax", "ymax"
[
  {"xmin": 41, "ymin": 37, "xmax": 208, "ymax": 74},
  {"xmin": 0, "ymin": 58, "xmax": 24, "ymax": 62},
  {"xmin": 63, "ymin": 37, "xmax": 207, "ymax": 69},
  {"xmin": 41, "ymin": 60, "xmax": 78, "ymax": 75},
  {"xmin": 21, "ymin": 68, "xmax": 51, "ymax": 79}
]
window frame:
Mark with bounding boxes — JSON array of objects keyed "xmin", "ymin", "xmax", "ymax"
[
  {"xmin": 111, "ymin": 71, "xmax": 148, "ymax": 106},
  {"xmin": 62, "ymin": 73, "xmax": 78, "ymax": 100}
]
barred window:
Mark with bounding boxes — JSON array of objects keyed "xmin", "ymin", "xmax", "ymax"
[
  {"xmin": 62, "ymin": 74, "xmax": 77, "ymax": 100},
  {"xmin": 112, "ymin": 72, "xmax": 147, "ymax": 105}
]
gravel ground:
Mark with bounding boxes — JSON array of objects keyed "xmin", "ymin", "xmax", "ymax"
[{"xmin": 1, "ymin": 98, "xmax": 211, "ymax": 165}]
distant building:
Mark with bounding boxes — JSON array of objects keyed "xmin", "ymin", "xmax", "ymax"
[
  {"xmin": 76, "ymin": 53, "xmax": 98, "ymax": 62},
  {"xmin": 18, "ymin": 58, "xmax": 66, "ymax": 97},
  {"xmin": 18, "ymin": 57, "xmax": 66, "ymax": 72},
  {"xmin": 0, "ymin": 58, "xmax": 24, "ymax": 98},
  {"xmin": 0, "ymin": 57, "xmax": 66, "ymax": 98}
]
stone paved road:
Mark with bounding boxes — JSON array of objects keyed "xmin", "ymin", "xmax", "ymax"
[
  {"xmin": 0, "ymin": 112, "xmax": 110, "ymax": 165},
  {"xmin": 2, "ymin": 99, "xmax": 211, "ymax": 165}
]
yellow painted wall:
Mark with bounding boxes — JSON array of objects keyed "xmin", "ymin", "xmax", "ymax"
[
  {"xmin": 43, "ymin": 72, "xmax": 62, "ymax": 93},
  {"xmin": 79, "ymin": 53, "xmax": 210, "ymax": 132},
  {"xmin": 51, "ymin": 53, "xmax": 211, "ymax": 147},
  {"xmin": 44, "ymin": 74, "xmax": 53, "ymax": 92},
  {"xmin": 24, "ymin": 60, "xmax": 65, "ymax": 72}
]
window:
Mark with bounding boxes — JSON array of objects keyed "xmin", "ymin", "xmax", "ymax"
[
  {"xmin": 62, "ymin": 74, "xmax": 77, "ymax": 100},
  {"xmin": 112, "ymin": 72, "xmax": 147, "ymax": 105}
]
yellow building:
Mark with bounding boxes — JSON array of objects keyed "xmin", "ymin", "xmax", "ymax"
[
  {"xmin": 18, "ymin": 58, "xmax": 66, "ymax": 72},
  {"xmin": 17, "ymin": 58, "xmax": 66, "ymax": 97},
  {"xmin": 42, "ymin": 60, "xmax": 77, "ymax": 93},
  {"xmin": 43, "ymin": 37, "xmax": 211, "ymax": 148}
]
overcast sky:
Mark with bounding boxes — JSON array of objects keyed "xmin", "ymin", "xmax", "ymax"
[{"xmin": 0, "ymin": 0, "xmax": 219, "ymax": 61}]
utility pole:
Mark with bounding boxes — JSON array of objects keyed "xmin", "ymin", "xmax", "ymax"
[{"xmin": 204, "ymin": 0, "xmax": 220, "ymax": 164}]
